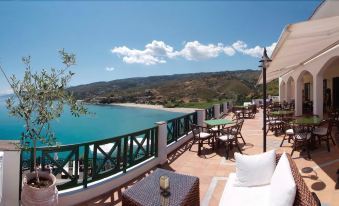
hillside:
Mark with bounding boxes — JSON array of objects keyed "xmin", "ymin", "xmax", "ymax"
[{"xmin": 69, "ymin": 70, "xmax": 278, "ymax": 108}]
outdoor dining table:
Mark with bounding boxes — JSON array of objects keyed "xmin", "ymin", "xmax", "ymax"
[
  {"xmin": 270, "ymin": 110, "xmax": 294, "ymax": 116},
  {"xmin": 122, "ymin": 168, "xmax": 200, "ymax": 206},
  {"xmin": 292, "ymin": 116, "xmax": 322, "ymax": 126},
  {"xmin": 204, "ymin": 119, "xmax": 235, "ymax": 133}
]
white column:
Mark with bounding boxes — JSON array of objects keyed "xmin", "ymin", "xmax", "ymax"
[
  {"xmin": 213, "ymin": 104, "xmax": 220, "ymax": 118},
  {"xmin": 0, "ymin": 141, "xmax": 20, "ymax": 206},
  {"xmin": 313, "ymin": 74, "xmax": 323, "ymax": 119},
  {"xmin": 155, "ymin": 121, "xmax": 168, "ymax": 165},
  {"xmin": 223, "ymin": 102, "xmax": 228, "ymax": 113},
  {"xmin": 196, "ymin": 109, "xmax": 205, "ymax": 127},
  {"xmin": 295, "ymin": 78, "xmax": 303, "ymax": 116},
  {"xmin": 286, "ymin": 81, "xmax": 291, "ymax": 103}
]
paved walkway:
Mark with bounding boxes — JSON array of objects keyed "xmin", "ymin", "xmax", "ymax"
[{"xmin": 81, "ymin": 109, "xmax": 339, "ymax": 206}]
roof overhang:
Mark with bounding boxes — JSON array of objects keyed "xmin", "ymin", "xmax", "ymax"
[{"xmin": 258, "ymin": 15, "xmax": 339, "ymax": 84}]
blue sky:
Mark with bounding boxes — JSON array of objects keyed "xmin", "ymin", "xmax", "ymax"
[{"xmin": 0, "ymin": 1, "xmax": 320, "ymax": 94}]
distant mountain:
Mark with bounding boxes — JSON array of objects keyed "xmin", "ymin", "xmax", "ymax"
[{"xmin": 69, "ymin": 70, "xmax": 278, "ymax": 107}]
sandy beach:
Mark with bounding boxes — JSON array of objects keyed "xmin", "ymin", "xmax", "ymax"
[{"xmin": 110, "ymin": 103, "xmax": 197, "ymax": 113}]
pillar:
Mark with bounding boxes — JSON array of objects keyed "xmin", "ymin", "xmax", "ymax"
[
  {"xmin": 196, "ymin": 109, "xmax": 205, "ymax": 127},
  {"xmin": 155, "ymin": 121, "xmax": 168, "ymax": 165},
  {"xmin": 223, "ymin": 102, "xmax": 228, "ymax": 113},
  {"xmin": 0, "ymin": 141, "xmax": 21, "ymax": 206},
  {"xmin": 313, "ymin": 74, "xmax": 323, "ymax": 119},
  {"xmin": 295, "ymin": 77, "xmax": 303, "ymax": 116},
  {"xmin": 213, "ymin": 104, "xmax": 220, "ymax": 119}
]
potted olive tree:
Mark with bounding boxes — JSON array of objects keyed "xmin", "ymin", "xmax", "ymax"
[{"xmin": 0, "ymin": 50, "xmax": 88, "ymax": 206}]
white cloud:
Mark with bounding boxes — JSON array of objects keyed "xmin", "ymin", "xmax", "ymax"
[
  {"xmin": 111, "ymin": 40, "xmax": 175, "ymax": 65},
  {"xmin": 105, "ymin": 67, "xmax": 115, "ymax": 72},
  {"xmin": 232, "ymin": 40, "xmax": 277, "ymax": 58},
  {"xmin": 178, "ymin": 41, "xmax": 234, "ymax": 61},
  {"xmin": 111, "ymin": 40, "xmax": 275, "ymax": 65}
]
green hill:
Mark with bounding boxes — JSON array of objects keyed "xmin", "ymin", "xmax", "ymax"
[{"xmin": 69, "ymin": 70, "xmax": 278, "ymax": 108}]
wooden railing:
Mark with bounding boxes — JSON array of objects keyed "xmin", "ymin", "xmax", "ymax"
[
  {"xmin": 20, "ymin": 126, "xmax": 158, "ymax": 191},
  {"xmin": 166, "ymin": 112, "xmax": 197, "ymax": 145}
]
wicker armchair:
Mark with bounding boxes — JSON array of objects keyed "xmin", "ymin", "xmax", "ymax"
[{"xmin": 276, "ymin": 154, "xmax": 320, "ymax": 206}]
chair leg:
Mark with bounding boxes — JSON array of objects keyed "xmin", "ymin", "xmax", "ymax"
[
  {"xmin": 236, "ymin": 142, "xmax": 242, "ymax": 154},
  {"xmin": 189, "ymin": 138, "xmax": 195, "ymax": 151},
  {"xmin": 225, "ymin": 143, "xmax": 229, "ymax": 160},
  {"xmin": 326, "ymin": 138, "xmax": 331, "ymax": 152},
  {"xmin": 239, "ymin": 133, "xmax": 246, "ymax": 144},
  {"xmin": 198, "ymin": 140, "xmax": 202, "ymax": 156},
  {"xmin": 330, "ymin": 134, "xmax": 336, "ymax": 145},
  {"xmin": 280, "ymin": 135, "xmax": 286, "ymax": 147},
  {"xmin": 306, "ymin": 141, "xmax": 311, "ymax": 159}
]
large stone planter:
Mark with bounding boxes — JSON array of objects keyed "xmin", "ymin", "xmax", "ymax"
[{"xmin": 21, "ymin": 171, "xmax": 58, "ymax": 206}]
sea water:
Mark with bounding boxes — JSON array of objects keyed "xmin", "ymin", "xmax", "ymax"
[{"xmin": 0, "ymin": 96, "xmax": 183, "ymax": 145}]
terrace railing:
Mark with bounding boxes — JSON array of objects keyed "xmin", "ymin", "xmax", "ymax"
[
  {"xmin": 20, "ymin": 126, "xmax": 158, "ymax": 192},
  {"xmin": 166, "ymin": 112, "xmax": 197, "ymax": 145},
  {"xmin": 205, "ymin": 106, "xmax": 214, "ymax": 120}
]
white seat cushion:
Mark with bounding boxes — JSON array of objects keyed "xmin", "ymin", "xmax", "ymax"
[
  {"xmin": 286, "ymin": 129, "xmax": 294, "ymax": 135},
  {"xmin": 233, "ymin": 150, "xmax": 276, "ymax": 187},
  {"xmin": 219, "ymin": 173, "xmax": 270, "ymax": 206},
  {"xmin": 295, "ymin": 133, "xmax": 311, "ymax": 140},
  {"xmin": 312, "ymin": 127, "xmax": 327, "ymax": 136},
  {"xmin": 269, "ymin": 153, "xmax": 296, "ymax": 206},
  {"xmin": 199, "ymin": 132, "xmax": 211, "ymax": 138},
  {"xmin": 218, "ymin": 134, "xmax": 235, "ymax": 141}
]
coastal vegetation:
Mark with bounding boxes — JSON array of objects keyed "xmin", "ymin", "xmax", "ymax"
[{"xmin": 70, "ymin": 69, "xmax": 278, "ymax": 109}]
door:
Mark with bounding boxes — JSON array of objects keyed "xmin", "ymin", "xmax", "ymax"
[{"xmin": 332, "ymin": 77, "xmax": 339, "ymax": 109}]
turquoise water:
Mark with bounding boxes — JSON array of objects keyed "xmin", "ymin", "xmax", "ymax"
[{"xmin": 0, "ymin": 96, "xmax": 183, "ymax": 145}]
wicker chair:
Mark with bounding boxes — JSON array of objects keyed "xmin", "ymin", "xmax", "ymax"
[
  {"xmin": 280, "ymin": 121, "xmax": 294, "ymax": 147},
  {"xmin": 189, "ymin": 124, "xmax": 214, "ymax": 155},
  {"xmin": 291, "ymin": 124, "xmax": 312, "ymax": 159},
  {"xmin": 217, "ymin": 123, "xmax": 242, "ymax": 159},
  {"xmin": 312, "ymin": 119, "xmax": 336, "ymax": 152}
]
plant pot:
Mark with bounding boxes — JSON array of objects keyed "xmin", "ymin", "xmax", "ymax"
[{"xmin": 21, "ymin": 171, "xmax": 58, "ymax": 206}]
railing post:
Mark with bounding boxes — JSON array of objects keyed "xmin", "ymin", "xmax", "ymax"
[
  {"xmin": 196, "ymin": 109, "xmax": 205, "ymax": 127},
  {"xmin": 213, "ymin": 104, "xmax": 220, "ymax": 118},
  {"xmin": 155, "ymin": 121, "xmax": 168, "ymax": 165},
  {"xmin": 0, "ymin": 141, "xmax": 21, "ymax": 206},
  {"xmin": 223, "ymin": 101, "xmax": 228, "ymax": 113}
]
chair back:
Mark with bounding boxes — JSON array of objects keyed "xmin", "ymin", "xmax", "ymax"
[{"xmin": 190, "ymin": 124, "xmax": 201, "ymax": 137}]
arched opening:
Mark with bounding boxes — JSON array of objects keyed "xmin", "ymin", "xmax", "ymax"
[
  {"xmin": 297, "ymin": 71, "xmax": 313, "ymax": 114},
  {"xmin": 319, "ymin": 56, "xmax": 339, "ymax": 111}
]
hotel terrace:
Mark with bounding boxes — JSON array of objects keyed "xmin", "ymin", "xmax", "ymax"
[{"xmin": 0, "ymin": 1, "xmax": 339, "ymax": 206}]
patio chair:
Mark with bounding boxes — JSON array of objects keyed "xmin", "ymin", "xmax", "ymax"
[
  {"xmin": 312, "ymin": 119, "xmax": 336, "ymax": 152},
  {"xmin": 291, "ymin": 124, "xmax": 312, "ymax": 159},
  {"xmin": 266, "ymin": 112, "xmax": 283, "ymax": 136},
  {"xmin": 233, "ymin": 118, "xmax": 246, "ymax": 144},
  {"xmin": 217, "ymin": 123, "xmax": 242, "ymax": 159},
  {"xmin": 280, "ymin": 121, "xmax": 294, "ymax": 147},
  {"xmin": 189, "ymin": 124, "xmax": 214, "ymax": 156}
]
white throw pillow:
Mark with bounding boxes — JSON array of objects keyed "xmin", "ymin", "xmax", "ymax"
[
  {"xmin": 233, "ymin": 150, "xmax": 276, "ymax": 187},
  {"xmin": 269, "ymin": 153, "xmax": 296, "ymax": 206}
]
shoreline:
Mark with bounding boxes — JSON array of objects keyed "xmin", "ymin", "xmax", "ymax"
[{"xmin": 109, "ymin": 103, "xmax": 197, "ymax": 113}]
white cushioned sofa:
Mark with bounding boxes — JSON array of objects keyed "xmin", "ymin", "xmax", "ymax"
[{"xmin": 219, "ymin": 152, "xmax": 321, "ymax": 206}]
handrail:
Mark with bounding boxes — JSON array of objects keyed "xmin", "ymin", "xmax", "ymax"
[
  {"xmin": 20, "ymin": 126, "xmax": 158, "ymax": 191},
  {"xmin": 166, "ymin": 112, "xmax": 197, "ymax": 145}
]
